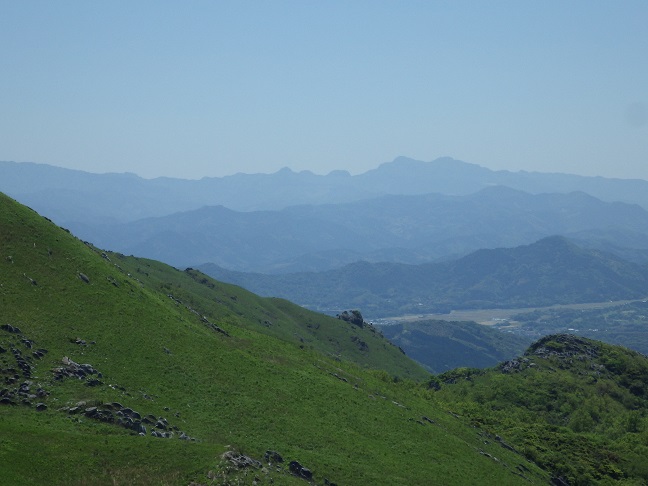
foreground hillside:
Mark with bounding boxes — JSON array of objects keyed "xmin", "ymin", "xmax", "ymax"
[
  {"xmin": 434, "ymin": 334, "xmax": 648, "ymax": 484},
  {"xmin": 0, "ymin": 192, "xmax": 549, "ymax": 484}
]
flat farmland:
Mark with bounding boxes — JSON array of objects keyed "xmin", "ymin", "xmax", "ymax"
[{"xmin": 383, "ymin": 299, "xmax": 639, "ymax": 326}]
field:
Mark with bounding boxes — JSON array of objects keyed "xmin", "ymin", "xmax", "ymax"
[{"xmin": 382, "ymin": 299, "xmax": 642, "ymax": 326}]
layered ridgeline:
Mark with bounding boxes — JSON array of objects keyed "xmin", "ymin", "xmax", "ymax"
[
  {"xmin": 200, "ymin": 236, "xmax": 648, "ymax": 317},
  {"xmin": 5, "ymin": 158, "xmax": 648, "ymax": 273},
  {"xmin": 4, "ymin": 156, "xmax": 648, "ymax": 222},
  {"xmin": 71, "ymin": 187, "xmax": 648, "ymax": 272},
  {"xmin": 0, "ymin": 192, "xmax": 548, "ymax": 484}
]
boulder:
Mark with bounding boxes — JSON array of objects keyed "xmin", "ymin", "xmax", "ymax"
[
  {"xmin": 289, "ymin": 460, "xmax": 313, "ymax": 480},
  {"xmin": 264, "ymin": 450, "xmax": 284, "ymax": 464},
  {"xmin": 1, "ymin": 324, "xmax": 22, "ymax": 334},
  {"xmin": 222, "ymin": 451, "xmax": 262, "ymax": 469}
]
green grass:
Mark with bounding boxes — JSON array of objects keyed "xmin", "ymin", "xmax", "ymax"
[
  {"xmin": 433, "ymin": 334, "xmax": 648, "ymax": 484},
  {"xmin": 0, "ymin": 192, "xmax": 550, "ymax": 484}
]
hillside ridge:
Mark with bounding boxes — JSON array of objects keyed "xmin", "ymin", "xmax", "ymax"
[{"xmin": 2, "ymin": 191, "xmax": 553, "ymax": 484}]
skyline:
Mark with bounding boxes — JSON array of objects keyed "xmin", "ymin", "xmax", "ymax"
[{"xmin": 1, "ymin": 1, "xmax": 647, "ymax": 180}]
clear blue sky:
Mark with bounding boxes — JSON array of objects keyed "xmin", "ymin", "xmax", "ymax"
[{"xmin": 1, "ymin": 1, "xmax": 646, "ymax": 180}]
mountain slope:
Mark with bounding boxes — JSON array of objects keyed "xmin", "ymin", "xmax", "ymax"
[
  {"xmin": 79, "ymin": 186, "xmax": 648, "ymax": 271},
  {"xmin": 0, "ymin": 192, "xmax": 549, "ymax": 485},
  {"xmin": 434, "ymin": 334, "xmax": 648, "ymax": 484},
  {"xmin": 379, "ymin": 320, "xmax": 532, "ymax": 373},
  {"xmin": 200, "ymin": 236, "xmax": 648, "ymax": 317}
]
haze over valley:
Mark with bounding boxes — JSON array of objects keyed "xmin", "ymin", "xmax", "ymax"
[{"xmin": 4, "ymin": 155, "xmax": 648, "ymax": 363}]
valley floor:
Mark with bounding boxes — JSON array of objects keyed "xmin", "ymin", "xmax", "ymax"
[{"xmin": 378, "ymin": 298, "xmax": 645, "ymax": 326}]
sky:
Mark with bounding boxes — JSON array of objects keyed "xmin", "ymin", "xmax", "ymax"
[{"xmin": 1, "ymin": 1, "xmax": 646, "ymax": 180}]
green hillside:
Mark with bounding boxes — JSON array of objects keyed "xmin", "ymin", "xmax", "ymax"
[
  {"xmin": 105, "ymin": 256, "xmax": 427, "ymax": 382},
  {"xmin": 0, "ymin": 192, "xmax": 550, "ymax": 484},
  {"xmin": 434, "ymin": 334, "xmax": 648, "ymax": 484}
]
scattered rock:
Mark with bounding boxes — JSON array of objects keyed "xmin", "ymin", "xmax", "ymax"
[
  {"xmin": 289, "ymin": 461, "xmax": 313, "ymax": 480},
  {"xmin": 264, "ymin": 450, "xmax": 284, "ymax": 464},
  {"xmin": 350, "ymin": 335, "xmax": 368, "ymax": 351},
  {"xmin": 1, "ymin": 324, "xmax": 22, "ymax": 334},
  {"xmin": 222, "ymin": 451, "xmax": 262, "ymax": 469},
  {"xmin": 52, "ymin": 357, "xmax": 101, "ymax": 383}
]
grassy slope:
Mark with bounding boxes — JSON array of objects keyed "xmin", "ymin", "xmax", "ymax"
[
  {"xmin": 113, "ymin": 256, "xmax": 427, "ymax": 381},
  {"xmin": 0, "ymin": 192, "xmax": 548, "ymax": 485},
  {"xmin": 434, "ymin": 334, "xmax": 648, "ymax": 484}
]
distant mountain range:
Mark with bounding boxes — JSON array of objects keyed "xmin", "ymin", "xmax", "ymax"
[
  {"xmin": 70, "ymin": 186, "xmax": 648, "ymax": 272},
  {"xmin": 199, "ymin": 236, "xmax": 648, "ymax": 317},
  {"xmin": 4, "ymin": 156, "xmax": 648, "ymax": 225},
  {"xmin": 4, "ymin": 156, "xmax": 648, "ymax": 273}
]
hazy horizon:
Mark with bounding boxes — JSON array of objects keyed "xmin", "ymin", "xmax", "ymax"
[
  {"xmin": 1, "ymin": 1, "xmax": 646, "ymax": 180},
  {"xmin": 5, "ymin": 154, "xmax": 648, "ymax": 183}
]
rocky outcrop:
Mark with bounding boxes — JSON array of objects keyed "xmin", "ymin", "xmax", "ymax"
[
  {"xmin": 222, "ymin": 451, "xmax": 262, "ymax": 469},
  {"xmin": 526, "ymin": 334, "xmax": 601, "ymax": 360},
  {"xmin": 289, "ymin": 460, "xmax": 313, "ymax": 480},
  {"xmin": 1, "ymin": 324, "xmax": 22, "ymax": 334},
  {"xmin": 1, "ymin": 326, "xmax": 197, "ymax": 442},
  {"xmin": 337, "ymin": 310, "xmax": 365, "ymax": 328},
  {"xmin": 0, "ymin": 329, "xmax": 48, "ymax": 407},
  {"xmin": 63, "ymin": 400, "xmax": 196, "ymax": 440},
  {"xmin": 52, "ymin": 357, "xmax": 103, "ymax": 386}
]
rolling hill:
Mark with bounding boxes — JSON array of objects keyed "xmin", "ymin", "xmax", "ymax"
[
  {"xmin": 200, "ymin": 236, "xmax": 648, "ymax": 317},
  {"xmin": 434, "ymin": 334, "xmax": 648, "ymax": 484},
  {"xmin": 0, "ymin": 192, "xmax": 549, "ymax": 485}
]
